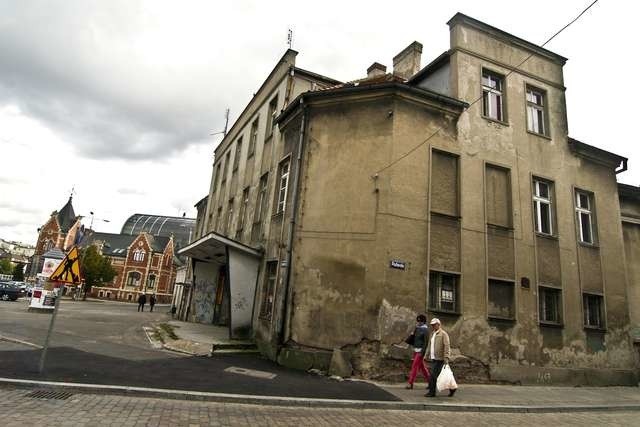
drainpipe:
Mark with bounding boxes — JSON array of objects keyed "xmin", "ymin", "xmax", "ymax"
[{"xmin": 280, "ymin": 99, "xmax": 306, "ymax": 345}]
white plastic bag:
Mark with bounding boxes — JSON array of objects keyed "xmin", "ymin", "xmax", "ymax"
[{"xmin": 436, "ymin": 364, "xmax": 458, "ymax": 392}]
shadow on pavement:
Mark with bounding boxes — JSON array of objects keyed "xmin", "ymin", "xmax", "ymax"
[{"xmin": 0, "ymin": 346, "xmax": 398, "ymax": 401}]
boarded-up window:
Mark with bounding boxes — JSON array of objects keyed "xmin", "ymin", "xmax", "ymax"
[
  {"xmin": 485, "ymin": 165, "xmax": 512, "ymax": 228},
  {"xmin": 488, "ymin": 279, "xmax": 515, "ymax": 320},
  {"xmin": 431, "ymin": 150, "xmax": 458, "ymax": 216}
]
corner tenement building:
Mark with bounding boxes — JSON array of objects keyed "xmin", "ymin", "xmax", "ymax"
[{"xmin": 180, "ymin": 13, "xmax": 640, "ymax": 385}]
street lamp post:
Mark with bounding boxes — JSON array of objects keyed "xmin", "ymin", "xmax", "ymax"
[{"xmin": 89, "ymin": 211, "xmax": 110, "ymax": 230}]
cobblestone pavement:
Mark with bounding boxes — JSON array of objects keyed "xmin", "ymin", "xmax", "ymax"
[{"xmin": 0, "ymin": 388, "xmax": 637, "ymax": 427}]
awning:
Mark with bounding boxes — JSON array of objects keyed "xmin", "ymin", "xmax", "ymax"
[
  {"xmin": 178, "ymin": 232, "xmax": 261, "ymax": 261},
  {"xmin": 177, "ymin": 232, "xmax": 262, "ymax": 340}
]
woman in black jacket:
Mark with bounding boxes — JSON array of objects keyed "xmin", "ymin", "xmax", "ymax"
[{"xmin": 405, "ymin": 314, "xmax": 430, "ymax": 389}]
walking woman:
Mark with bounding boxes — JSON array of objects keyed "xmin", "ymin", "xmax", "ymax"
[{"xmin": 405, "ymin": 314, "xmax": 430, "ymax": 389}]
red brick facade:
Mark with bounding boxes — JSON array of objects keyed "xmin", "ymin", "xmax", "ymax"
[{"xmin": 90, "ymin": 233, "xmax": 177, "ymax": 304}]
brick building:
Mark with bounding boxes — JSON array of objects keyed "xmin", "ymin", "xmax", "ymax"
[
  {"xmin": 29, "ymin": 196, "xmax": 82, "ymax": 279},
  {"xmin": 80, "ymin": 231, "xmax": 177, "ymax": 303}
]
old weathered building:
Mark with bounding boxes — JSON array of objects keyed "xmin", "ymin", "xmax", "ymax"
[{"xmin": 181, "ymin": 13, "xmax": 639, "ymax": 384}]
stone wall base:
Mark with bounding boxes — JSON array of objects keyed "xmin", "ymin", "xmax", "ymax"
[{"xmin": 490, "ymin": 365, "xmax": 639, "ymax": 387}]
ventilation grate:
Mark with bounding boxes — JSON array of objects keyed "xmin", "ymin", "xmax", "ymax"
[{"xmin": 25, "ymin": 389, "xmax": 74, "ymax": 400}]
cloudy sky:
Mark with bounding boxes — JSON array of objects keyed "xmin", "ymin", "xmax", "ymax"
[{"xmin": 0, "ymin": 0, "xmax": 637, "ymax": 245}]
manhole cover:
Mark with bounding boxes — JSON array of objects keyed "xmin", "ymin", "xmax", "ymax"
[{"xmin": 25, "ymin": 389, "xmax": 74, "ymax": 400}]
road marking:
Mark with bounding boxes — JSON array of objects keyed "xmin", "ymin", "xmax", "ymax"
[
  {"xmin": 142, "ymin": 326, "xmax": 162, "ymax": 349},
  {"xmin": 224, "ymin": 366, "xmax": 277, "ymax": 380},
  {"xmin": 0, "ymin": 333, "xmax": 43, "ymax": 349}
]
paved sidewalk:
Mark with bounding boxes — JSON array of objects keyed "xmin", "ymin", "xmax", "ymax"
[
  {"xmin": 381, "ymin": 382, "xmax": 640, "ymax": 408},
  {"xmin": 160, "ymin": 320, "xmax": 256, "ymax": 356},
  {"xmin": 1, "ymin": 386, "xmax": 638, "ymax": 427}
]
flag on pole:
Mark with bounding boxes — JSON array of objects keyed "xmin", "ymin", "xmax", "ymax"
[{"xmin": 49, "ymin": 247, "xmax": 82, "ymax": 284}]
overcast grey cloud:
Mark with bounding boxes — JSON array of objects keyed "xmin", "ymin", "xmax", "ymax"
[{"xmin": 0, "ymin": 0, "xmax": 638, "ymax": 245}]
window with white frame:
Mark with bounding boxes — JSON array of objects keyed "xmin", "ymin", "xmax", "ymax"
[
  {"xmin": 266, "ymin": 95, "xmax": 278, "ymax": 138},
  {"xmin": 533, "ymin": 179, "xmax": 553, "ymax": 235},
  {"xmin": 276, "ymin": 159, "xmax": 290, "ymax": 214},
  {"xmin": 236, "ymin": 187, "xmax": 250, "ymax": 239},
  {"xmin": 147, "ymin": 274, "xmax": 156, "ymax": 289},
  {"xmin": 133, "ymin": 249, "xmax": 145, "ymax": 262},
  {"xmin": 482, "ymin": 70, "xmax": 505, "ymax": 121},
  {"xmin": 428, "ymin": 271, "xmax": 459, "ymax": 313},
  {"xmin": 259, "ymin": 261, "xmax": 278, "ymax": 319},
  {"xmin": 248, "ymin": 117, "xmax": 259, "ymax": 156},
  {"xmin": 526, "ymin": 86, "xmax": 547, "ymax": 135},
  {"xmin": 126, "ymin": 271, "xmax": 141, "ymax": 286},
  {"xmin": 575, "ymin": 190, "xmax": 595, "ymax": 244},
  {"xmin": 222, "ymin": 151, "xmax": 230, "ymax": 183},
  {"xmin": 226, "ymin": 198, "xmax": 234, "ymax": 234},
  {"xmin": 583, "ymin": 293, "xmax": 604, "ymax": 328},
  {"xmin": 233, "ymin": 138, "xmax": 242, "ymax": 171}
]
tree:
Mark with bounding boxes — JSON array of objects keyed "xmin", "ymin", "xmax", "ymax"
[
  {"xmin": 12, "ymin": 262, "xmax": 25, "ymax": 281},
  {"xmin": 80, "ymin": 246, "xmax": 116, "ymax": 300},
  {"xmin": 0, "ymin": 258, "xmax": 12, "ymax": 275}
]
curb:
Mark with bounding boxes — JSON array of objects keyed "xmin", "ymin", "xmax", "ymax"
[{"xmin": 1, "ymin": 378, "xmax": 639, "ymax": 413}]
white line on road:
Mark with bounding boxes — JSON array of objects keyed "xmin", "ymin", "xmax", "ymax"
[
  {"xmin": 0, "ymin": 333, "xmax": 43, "ymax": 349},
  {"xmin": 224, "ymin": 366, "xmax": 277, "ymax": 380}
]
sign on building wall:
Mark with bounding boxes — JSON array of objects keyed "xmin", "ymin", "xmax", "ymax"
[{"xmin": 390, "ymin": 260, "xmax": 406, "ymax": 270}]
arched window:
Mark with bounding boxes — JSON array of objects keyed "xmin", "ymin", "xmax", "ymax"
[
  {"xmin": 147, "ymin": 274, "xmax": 156, "ymax": 289},
  {"xmin": 133, "ymin": 249, "xmax": 145, "ymax": 262},
  {"xmin": 44, "ymin": 240, "xmax": 54, "ymax": 252},
  {"xmin": 126, "ymin": 272, "xmax": 141, "ymax": 287}
]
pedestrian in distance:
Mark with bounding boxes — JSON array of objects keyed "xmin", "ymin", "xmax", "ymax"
[
  {"xmin": 137, "ymin": 293, "xmax": 147, "ymax": 312},
  {"xmin": 405, "ymin": 314, "xmax": 430, "ymax": 389},
  {"xmin": 423, "ymin": 318, "xmax": 456, "ymax": 397},
  {"xmin": 149, "ymin": 294, "xmax": 156, "ymax": 312}
]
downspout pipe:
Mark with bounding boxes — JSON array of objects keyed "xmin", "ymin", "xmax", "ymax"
[{"xmin": 280, "ymin": 99, "xmax": 306, "ymax": 345}]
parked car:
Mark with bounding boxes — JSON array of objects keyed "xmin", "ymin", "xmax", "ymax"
[{"xmin": 0, "ymin": 282, "xmax": 20, "ymax": 301}]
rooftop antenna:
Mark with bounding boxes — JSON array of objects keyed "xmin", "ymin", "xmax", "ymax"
[
  {"xmin": 287, "ymin": 28, "xmax": 293, "ymax": 49},
  {"xmin": 69, "ymin": 185, "xmax": 76, "ymax": 200},
  {"xmin": 210, "ymin": 108, "xmax": 230, "ymax": 138}
]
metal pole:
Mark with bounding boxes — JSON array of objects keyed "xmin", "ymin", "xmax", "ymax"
[{"xmin": 38, "ymin": 285, "xmax": 62, "ymax": 373}]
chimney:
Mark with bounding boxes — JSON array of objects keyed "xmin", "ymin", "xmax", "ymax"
[
  {"xmin": 392, "ymin": 41, "xmax": 423, "ymax": 80},
  {"xmin": 367, "ymin": 62, "xmax": 387, "ymax": 79}
]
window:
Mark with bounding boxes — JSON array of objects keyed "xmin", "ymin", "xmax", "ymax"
[
  {"xmin": 147, "ymin": 274, "xmax": 156, "ymax": 289},
  {"xmin": 488, "ymin": 279, "xmax": 515, "ymax": 320},
  {"xmin": 429, "ymin": 271, "xmax": 459, "ymax": 313},
  {"xmin": 485, "ymin": 164, "xmax": 512, "ymax": 228},
  {"xmin": 276, "ymin": 158, "xmax": 290, "ymax": 214},
  {"xmin": 583, "ymin": 293, "xmax": 604, "ymax": 328},
  {"xmin": 431, "ymin": 150, "xmax": 459, "ymax": 216},
  {"xmin": 222, "ymin": 152, "xmax": 230, "ymax": 183},
  {"xmin": 482, "ymin": 70, "xmax": 505, "ymax": 121},
  {"xmin": 226, "ymin": 198, "xmax": 234, "ymax": 235},
  {"xmin": 266, "ymin": 95, "xmax": 279, "ymax": 138},
  {"xmin": 215, "ymin": 206, "xmax": 222, "ymax": 232},
  {"xmin": 533, "ymin": 179, "xmax": 553, "ymax": 235},
  {"xmin": 233, "ymin": 138, "xmax": 242, "ymax": 171},
  {"xmin": 575, "ymin": 190, "xmax": 595, "ymax": 244},
  {"xmin": 44, "ymin": 239, "xmax": 54, "ymax": 252},
  {"xmin": 255, "ymin": 173, "xmax": 269, "ymax": 223},
  {"xmin": 526, "ymin": 86, "xmax": 547, "ymax": 135},
  {"xmin": 249, "ymin": 117, "xmax": 259, "ymax": 156},
  {"xmin": 260, "ymin": 261, "xmax": 278, "ymax": 319},
  {"xmin": 98, "ymin": 291, "xmax": 104, "ymax": 298},
  {"xmin": 133, "ymin": 249, "xmax": 145, "ymax": 262},
  {"xmin": 236, "ymin": 187, "xmax": 250, "ymax": 239},
  {"xmin": 126, "ymin": 272, "xmax": 141, "ymax": 287},
  {"xmin": 539, "ymin": 286, "xmax": 562, "ymax": 324}
]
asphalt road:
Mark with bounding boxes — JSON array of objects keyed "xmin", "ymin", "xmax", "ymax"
[{"xmin": 0, "ymin": 298, "xmax": 396, "ymax": 401}]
